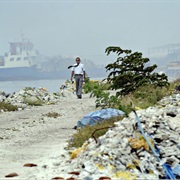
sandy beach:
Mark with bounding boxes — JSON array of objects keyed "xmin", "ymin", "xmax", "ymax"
[{"xmin": 0, "ymin": 93, "xmax": 97, "ymax": 179}]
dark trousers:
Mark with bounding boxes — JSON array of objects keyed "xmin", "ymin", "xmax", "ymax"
[{"xmin": 74, "ymin": 75, "xmax": 83, "ymax": 96}]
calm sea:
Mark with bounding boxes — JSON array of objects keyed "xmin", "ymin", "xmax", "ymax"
[{"xmin": 0, "ymin": 77, "xmax": 105, "ymax": 94}]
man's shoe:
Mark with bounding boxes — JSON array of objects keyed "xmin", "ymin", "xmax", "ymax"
[{"xmin": 77, "ymin": 95, "xmax": 82, "ymax": 99}]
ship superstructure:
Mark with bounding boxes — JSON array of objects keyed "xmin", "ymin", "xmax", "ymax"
[{"xmin": 0, "ymin": 39, "xmax": 38, "ymax": 69}]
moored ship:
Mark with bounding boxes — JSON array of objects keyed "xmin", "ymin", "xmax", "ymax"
[
  {"xmin": 0, "ymin": 38, "xmax": 72, "ymax": 80},
  {"xmin": 0, "ymin": 38, "xmax": 43, "ymax": 80}
]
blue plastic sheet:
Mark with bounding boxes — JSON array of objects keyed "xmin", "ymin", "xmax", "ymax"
[
  {"xmin": 77, "ymin": 108, "xmax": 125, "ymax": 127},
  {"xmin": 173, "ymin": 164, "xmax": 180, "ymax": 176}
]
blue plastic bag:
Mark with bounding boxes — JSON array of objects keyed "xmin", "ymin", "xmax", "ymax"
[{"xmin": 77, "ymin": 108, "xmax": 125, "ymax": 127}]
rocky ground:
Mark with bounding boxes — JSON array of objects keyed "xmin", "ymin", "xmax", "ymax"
[
  {"xmin": 0, "ymin": 84, "xmax": 180, "ymax": 179},
  {"xmin": 0, "ymin": 87, "xmax": 97, "ymax": 179}
]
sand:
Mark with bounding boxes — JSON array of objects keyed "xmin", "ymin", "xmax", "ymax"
[{"xmin": 0, "ymin": 93, "xmax": 97, "ymax": 179}]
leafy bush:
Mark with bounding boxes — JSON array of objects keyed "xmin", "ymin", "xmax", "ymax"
[
  {"xmin": 104, "ymin": 46, "xmax": 170, "ymax": 96},
  {"xmin": 83, "ymin": 81, "xmax": 100, "ymax": 94},
  {"xmin": 83, "ymin": 80, "xmax": 110, "ymax": 94}
]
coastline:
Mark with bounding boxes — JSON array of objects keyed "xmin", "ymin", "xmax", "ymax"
[
  {"xmin": 0, "ymin": 86, "xmax": 179, "ymax": 179},
  {"xmin": 0, "ymin": 77, "xmax": 106, "ymax": 94}
]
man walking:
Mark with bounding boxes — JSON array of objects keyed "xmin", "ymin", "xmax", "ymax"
[{"xmin": 70, "ymin": 57, "xmax": 86, "ymax": 99}]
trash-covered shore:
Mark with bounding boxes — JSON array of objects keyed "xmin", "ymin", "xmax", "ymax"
[
  {"xmin": 0, "ymin": 80, "xmax": 76, "ymax": 111},
  {"xmin": 53, "ymin": 93, "xmax": 180, "ymax": 180},
  {"xmin": 0, "ymin": 81, "xmax": 180, "ymax": 179}
]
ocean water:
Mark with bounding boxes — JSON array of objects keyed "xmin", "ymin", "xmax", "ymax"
[
  {"xmin": 0, "ymin": 77, "xmax": 105, "ymax": 94},
  {"xmin": 0, "ymin": 79, "xmax": 66, "ymax": 93}
]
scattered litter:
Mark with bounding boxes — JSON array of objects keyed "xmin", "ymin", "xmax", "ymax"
[{"xmin": 5, "ymin": 172, "xmax": 18, "ymax": 178}]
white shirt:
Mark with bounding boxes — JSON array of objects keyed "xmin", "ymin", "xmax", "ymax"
[{"xmin": 72, "ymin": 63, "xmax": 85, "ymax": 75}]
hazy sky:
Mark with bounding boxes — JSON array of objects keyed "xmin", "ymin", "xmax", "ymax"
[{"xmin": 0, "ymin": 0, "xmax": 180, "ymax": 65}]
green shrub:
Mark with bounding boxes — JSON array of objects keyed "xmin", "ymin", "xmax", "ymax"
[
  {"xmin": 83, "ymin": 80, "xmax": 110, "ymax": 94},
  {"xmin": 104, "ymin": 46, "xmax": 170, "ymax": 96}
]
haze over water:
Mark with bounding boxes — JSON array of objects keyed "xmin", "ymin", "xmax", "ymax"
[
  {"xmin": 1, "ymin": 0, "xmax": 180, "ymax": 65},
  {"xmin": 0, "ymin": 77, "xmax": 105, "ymax": 94}
]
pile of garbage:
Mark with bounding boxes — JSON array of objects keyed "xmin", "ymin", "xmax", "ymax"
[
  {"xmin": 56, "ymin": 93, "xmax": 180, "ymax": 179},
  {"xmin": 0, "ymin": 80, "xmax": 76, "ymax": 110}
]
